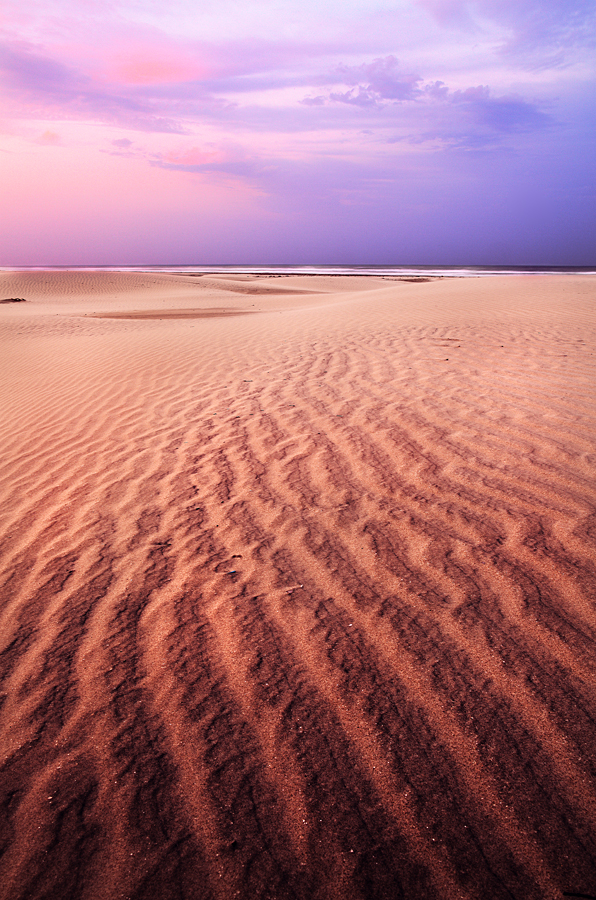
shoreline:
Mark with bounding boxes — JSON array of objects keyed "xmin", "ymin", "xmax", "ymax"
[{"xmin": 2, "ymin": 264, "xmax": 595, "ymax": 278}]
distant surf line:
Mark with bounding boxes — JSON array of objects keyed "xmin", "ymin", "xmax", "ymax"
[{"xmin": 2, "ymin": 265, "xmax": 595, "ymax": 277}]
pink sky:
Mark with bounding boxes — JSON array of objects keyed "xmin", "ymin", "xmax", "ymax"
[{"xmin": 1, "ymin": 0, "xmax": 594, "ymax": 264}]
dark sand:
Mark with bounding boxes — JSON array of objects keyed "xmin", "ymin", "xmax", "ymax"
[{"xmin": 1, "ymin": 271, "xmax": 596, "ymax": 900}]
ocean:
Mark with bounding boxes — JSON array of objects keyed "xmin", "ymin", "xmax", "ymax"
[{"xmin": 2, "ymin": 265, "xmax": 595, "ymax": 277}]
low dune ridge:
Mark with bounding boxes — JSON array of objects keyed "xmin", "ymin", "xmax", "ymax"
[{"xmin": 1, "ymin": 271, "xmax": 596, "ymax": 900}]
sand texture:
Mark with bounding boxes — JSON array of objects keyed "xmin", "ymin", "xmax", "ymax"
[{"xmin": 1, "ymin": 270, "xmax": 596, "ymax": 900}]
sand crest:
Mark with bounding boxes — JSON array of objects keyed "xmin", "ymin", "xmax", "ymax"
[{"xmin": 1, "ymin": 271, "xmax": 596, "ymax": 900}]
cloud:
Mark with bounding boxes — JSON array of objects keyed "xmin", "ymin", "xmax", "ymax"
[
  {"xmin": 334, "ymin": 56, "xmax": 422, "ymax": 100},
  {"xmin": 0, "ymin": 40, "xmax": 187, "ymax": 132},
  {"xmin": 297, "ymin": 57, "xmax": 550, "ymax": 149},
  {"xmin": 105, "ymin": 137, "xmax": 136, "ymax": 155},
  {"xmin": 316, "ymin": 55, "xmax": 423, "ymax": 107},
  {"xmin": 0, "ymin": 15, "xmax": 575, "ymax": 177},
  {"xmin": 416, "ymin": 0, "xmax": 596, "ymax": 65},
  {"xmin": 150, "ymin": 143, "xmax": 270, "ymax": 180},
  {"xmin": 390, "ymin": 82, "xmax": 552, "ymax": 151},
  {"xmin": 329, "ymin": 87, "xmax": 382, "ymax": 107},
  {"xmin": 449, "ymin": 86, "xmax": 550, "ymax": 132}
]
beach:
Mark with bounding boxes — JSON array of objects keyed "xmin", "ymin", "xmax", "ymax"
[{"xmin": 1, "ymin": 270, "xmax": 596, "ymax": 900}]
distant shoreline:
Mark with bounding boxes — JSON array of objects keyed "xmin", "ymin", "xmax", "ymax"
[{"xmin": 2, "ymin": 264, "xmax": 595, "ymax": 277}]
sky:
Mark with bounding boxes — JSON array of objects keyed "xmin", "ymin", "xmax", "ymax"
[{"xmin": 1, "ymin": 0, "xmax": 594, "ymax": 265}]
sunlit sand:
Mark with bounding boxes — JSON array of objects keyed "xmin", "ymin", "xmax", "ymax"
[{"xmin": 1, "ymin": 270, "xmax": 596, "ymax": 900}]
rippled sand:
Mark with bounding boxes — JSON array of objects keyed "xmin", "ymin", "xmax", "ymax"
[{"xmin": 1, "ymin": 270, "xmax": 596, "ymax": 900}]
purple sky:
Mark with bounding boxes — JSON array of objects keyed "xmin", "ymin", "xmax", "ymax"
[{"xmin": 1, "ymin": 0, "xmax": 594, "ymax": 265}]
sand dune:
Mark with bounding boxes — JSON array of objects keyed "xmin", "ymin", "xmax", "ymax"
[{"xmin": 1, "ymin": 271, "xmax": 596, "ymax": 900}]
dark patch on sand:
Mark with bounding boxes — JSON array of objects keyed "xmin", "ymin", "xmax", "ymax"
[{"xmin": 88, "ymin": 308, "xmax": 258, "ymax": 320}]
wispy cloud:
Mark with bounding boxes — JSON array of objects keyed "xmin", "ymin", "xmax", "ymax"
[
  {"xmin": 150, "ymin": 144, "xmax": 270, "ymax": 180},
  {"xmin": 0, "ymin": 40, "xmax": 187, "ymax": 132},
  {"xmin": 416, "ymin": 0, "xmax": 596, "ymax": 62}
]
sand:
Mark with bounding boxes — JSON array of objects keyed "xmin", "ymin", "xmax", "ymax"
[{"xmin": 1, "ymin": 270, "xmax": 596, "ymax": 900}]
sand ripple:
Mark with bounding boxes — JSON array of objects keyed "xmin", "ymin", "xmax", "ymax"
[{"xmin": 1, "ymin": 273, "xmax": 596, "ymax": 900}]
